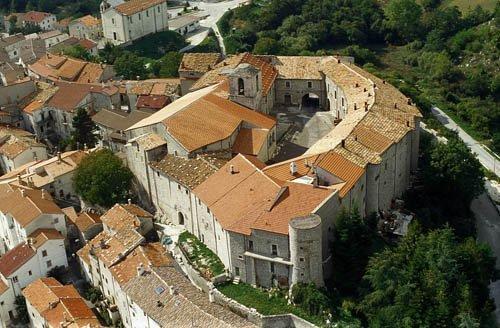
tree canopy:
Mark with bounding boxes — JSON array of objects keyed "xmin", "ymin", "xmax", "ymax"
[
  {"xmin": 71, "ymin": 107, "xmax": 99, "ymax": 150},
  {"xmin": 360, "ymin": 226, "xmax": 496, "ymax": 327},
  {"xmin": 73, "ymin": 149, "xmax": 133, "ymax": 207},
  {"xmin": 113, "ymin": 52, "xmax": 147, "ymax": 80},
  {"xmin": 330, "ymin": 208, "xmax": 374, "ymax": 296}
]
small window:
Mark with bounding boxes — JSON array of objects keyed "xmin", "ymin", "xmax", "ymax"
[
  {"xmin": 341, "ymin": 97, "xmax": 345, "ymax": 107},
  {"xmin": 271, "ymin": 244, "xmax": 277, "ymax": 256},
  {"xmin": 138, "ymin": 13, "xmax": 141, "ymax": 20},
  {"xmin": 299, "ymin": 257, "xmax": 304, "ymax": 262},
  {"xmin": 198, "ymin": 198, "xmax": 201, "ymax": 205},
  {"xmin": 54, "ymin": 218, "xmax": 59, "ymax": 224},
  {"xmin": 237, "ymin": 78, "xmax": 245, "ymax": 95},
  {"xmin": 146, "ymin": 10, "xmax": 149, "ymax": 17},
  {"xmin": 285, "ymin": 81, "xmax": 291, "ymax": 88},
  {"xmin": 177, "ymin": 184, "xmax": 181, "ymax": 190},
  {"xmin": 42, "ymin": 250, "xmax": 48, "ymax": 257},
  {"xmin": 307, "ymin": 81, "xmax": 312, "ymax": 88},
  {"xmin": 28, "ymin": 270, "xmax": 32, "ymax": 276},
  {"xmin": 334, "ymin": 90, "xmax": 337, "ymax": 99},
  {"xmin": 234, "ymin": 266, "xmax": 240, "ymax": 276},
  {"xmin": 207, "ymin": 207, "xmax": 210, "ymax": 214},
  {"xmin": 238, "ymin": 255, "xmax": 243, "ymax": 260},
  {"xmin": 112, "ymin": 18, "xmax": 115, "ymax": 25},
  {"xmin": 12, "ymin": 276, "xmax": 18, "ymax": 283},
  {"xmin": 248, "ymin": 240, "xmax": 253, "ymax": 251},
  {"xmin": 46, "ymin": 260, "xmax": 52, "ymax": 268},
  {"xmin": 270, "ymin": 262, "xmax": 275, "ymax": 273},
  {"xmin": 158, "ymin": 6, "xmax": 161, "ymax": 12}
]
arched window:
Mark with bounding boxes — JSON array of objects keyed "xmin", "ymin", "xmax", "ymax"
[
  {"xmin": 238, "ymin": 78, "xmax": 245, "ymax": 95},
  {"xmin": 178, "ymin": 212, "xmax": 185, "ymax": 225}
]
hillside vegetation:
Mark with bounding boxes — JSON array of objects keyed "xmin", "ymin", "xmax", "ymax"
[{"xmin": 219, "ymin": 0, "xmax": 500, "ymax": 150}]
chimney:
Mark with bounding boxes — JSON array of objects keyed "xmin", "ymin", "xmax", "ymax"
[
  {"xmin": 229, "ymin": 165, "xmax": 235, "ymax": 174},
  {"xmin": 354, "ymin": 135, "xmax": 358, "ymax": 141},
  {"xmin": 128, "ymin": 198, "xmax": 132, "ymax": 205},
  {"xmin": 365, "ymin": 102, "xmax": 368, "ymax": 112},
  {"xmin": 363, "ymin": 87, "xmax": 367, "ymax": 92},
  {"xmin": 57, "ymin": 151, "xmax": 61, "ymax": 163},
  {"xmin": 41, "ymin": 189, "xmax": 46, "ymax": 199},
  {"xmin": 407, "ymin": 98, "xmax": 412, "ymax": 105},
  {"xmin": 354, "ymin": 103, "xmax": 357, "ymax": 110},
  {"xmin": 136, "ymin": 263, "xmax": 144, "ymax": 277},
  {"xmin": 27, "ymin": 237, "xmax": 33, "ymax": 247},
  {"xmin": 20, "ymin": 189, "xmax": 25, "ymax": 197},
  {"xmin": 83, "ymin": 143, "xmax": 88, "ymax": 151},
  {"xmin": 355, "ymin": 83, "xmax": 359, "ymax": 88},
  {"xmin": 136, "ymin": 75, "xmax": 140, "ymax": 81},
  {"xmin": 17, "ymin": 174, "xmax": 22, "ymax": 185},
  {"xmin": 394, "ymin": 103, "xmax": 398, "ymax": 109},
  {"xmin": 169, "ymin": 285, "xmax": 177, "ymax": 295},
  {"xmin": 304, "ymin": 159, "xmax": 309, "ymax": 167},
  {"xmin": 337, "ymin": 59, "xmax": 341, "ymax": 64},
  {"xmin": 289, "ymin": 161, "xmax": 297, "ymax": 175},
  {"xmin": 341, "ymin": 139, "xmax": 345, "ymax": 148},
  {"xmin": 406, "ymin": 121, "xmax": 410, "ymax": 127},
  {"xmin": 312, "ymin": 174, "xmax": 319, "ymax": 188},
  {"xmin": 382, "ymin": 80, "xmax": 386, "ymax": 84}
]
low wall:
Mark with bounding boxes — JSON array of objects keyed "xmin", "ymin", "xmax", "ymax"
[
  {"xmin": 174, "ymin": 245, "xmax": 211, "ymax": 293},
  {"xmin": 211, "ymin": 288, "xmax": 318, "ymax": 328}
]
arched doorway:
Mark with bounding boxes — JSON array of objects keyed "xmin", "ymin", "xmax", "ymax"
[
  {"xmin": 302, "ymin": 93, "xmax": 320, "ymax": 110},
  {"xmin": 178, "ymin": 212, "xmax": 185, "ymax": 225}
]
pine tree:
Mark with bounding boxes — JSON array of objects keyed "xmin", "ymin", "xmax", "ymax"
[{"xmin": 71, "ymin": 107, "xmax": 98, "ymax": 149}]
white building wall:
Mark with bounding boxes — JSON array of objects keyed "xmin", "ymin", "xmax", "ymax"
[
  {"xmin": 0, "ymin": 280, "xmax": 16, "ymax": 325},
  {"xmin": 26, "ymin": 298, "xmax": 45, "ymax": 328},
  {"xmin": 325, "ymin": 76, "xmax": 348, "ymax": 118}
]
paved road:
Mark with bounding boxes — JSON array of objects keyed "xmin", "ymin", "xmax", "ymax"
[
  {"xmin": 471, "ymin": 194, "xmax": 500, "ymax": 324},
  {"xmin": 180, "ymin": 0, "xmax": 249, "ymax": 54},
  {"xmin": 431, "ymin": 106, "xmax": 500, "ymax": 176}
]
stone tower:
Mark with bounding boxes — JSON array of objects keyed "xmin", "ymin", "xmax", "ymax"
[
  {"xmin": 289, "ymin": 214, "xmax": 323, "ymax": 287},
  {"xmin": 227, "ymin": 63, "xmax": 262, "ymax": 111}
]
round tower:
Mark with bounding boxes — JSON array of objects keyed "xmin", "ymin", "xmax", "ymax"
[{"xmin": 289, "ymin": 214, "xmax": 323, "ymax": 287}]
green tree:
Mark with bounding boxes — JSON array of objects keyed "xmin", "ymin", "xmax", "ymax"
[
  {"xmin": 74, "ymin": 149, "xmax": 133, "ymax": 207},
  {"xmin": 330, "ymin": 207, "xmax": 373, "ymax": 295},
  {"xmin": 15, "ymin": 296, "xmax": 29, "ymax": 324},
  {"xmin": 157, "ymin": 51, "xmax": 183, "ymax": 78},
  {"xmin": 98, "ymin": 42, "xmax": 123, "ymax": 65},
  {"xmin": 384, "ymin": 0, "xmax": 423, "ymax": 42},
  {"xmin": 423, "ymin": 134, "xmax": 484, "ymax": 205},
  {"xmin": 71, "ymin": 107, "xmax": 98, "ymax": 149},
  {"xmin": 113, "ymin": 52, "xmax": 147, "ymax": 80},
  {"xmin": 360, "ymin": 227, "xmax": 496, "ymax": 327},
  {"xmin": 60, "ymin": 45, "xmax": 92, "ymax": 61},
  {"xmin": 253, "ymin": 37, "xmax": 281, "ymax": 55}
]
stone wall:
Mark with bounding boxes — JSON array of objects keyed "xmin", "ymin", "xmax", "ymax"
[{"xmin": 211, "ymin": 288, "xmax": 318, "ymax": 328}]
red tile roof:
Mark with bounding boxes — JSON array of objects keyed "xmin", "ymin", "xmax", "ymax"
[
  {"xmin": 23, "ymin": 11, "xmax": 52, "ymax": 23},
  {"xmin": 136, "ymin": 95, "xmax": 170, "ymax": 110},
  {"xmin": 0, "ymin": 243, "xmax": 36, "ymax": 277}
]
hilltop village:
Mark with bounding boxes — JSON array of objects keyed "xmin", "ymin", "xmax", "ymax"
[{"xmin": 0, "ymin": 0, "xmax": 465, "ymax": 326}]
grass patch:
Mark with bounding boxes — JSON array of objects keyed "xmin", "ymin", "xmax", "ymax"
[
  {"xmin": 124, "ymin": 31, "xmax": 188, "ymax": 59},
  {"xmin": 440, "ymin": 0, "xmax": 497, "ymax": 12},
  {"xmin": 217, "ymin": 283, "xmax": 323, "ymax": 325},
  {"xmin": 187, "ymin": 31, "xmax": 221, "ymax": 53},
  {"xmin": 178, "ymin": 231, "xmax": 225, "ymax": 279}
]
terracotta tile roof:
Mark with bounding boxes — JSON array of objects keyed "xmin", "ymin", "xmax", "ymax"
[
  {"xmin": 232, "ymin": 128, "xmax": 268, "ymax": 156},
  {"xmin": 190, "ymin": 53, "xmax": 277, "ymax": 96},
  {"xmin": 78, "ymin": 38, "xmax": 97, "ymax": 50},
  {"xmin": 77, "ymin": 229, "xmax": 144, "ymax": 267},
  {"xmin": 29, "ymin": 54, "xmax": 111, "ymax": 83},
  {"xmin": 273, "ymin": 56, "xmax": 327, "ymax": 80},
  {"xmin": 73, "ymin": 15, "xmax": 100, "ymax": 27},
  {"xmin": 23, "ymin": 278, "xmax": 100, "ymax": 328},
  {"xmin": 125, "ymin": 266, "xmax": 255, "ymax": 328},
  {"xmin": 194, "ymin": 154, "xmax": 333, "ymax": 235},
  {"xmin": 16, "ymin": 150, "xmax": 89, "ymax": 188},
  {"xmin": 57, "ymin": 17, "xmax": 72, "ymax": 27},
  {"xmin": 150, "ymin": 154, "xmax": 222, "ymax": 189},
  {"xmin": 136, "ymin": 95, "xmax": 170, "ymax": 110},
  {"xmin": 262, "ymin": 154, "xmax": 320, "ymax": 183},
  {"xmin": 0, "ymin": 243, "xmax": 36, "ymax": 276},
  {"xmin": 163, "ymin": 87, "xmax": 275, "ymax": 152},
  {"xmin": 22, "ymin": 82, "xmax": 59, "ymax": 114},
  {"xmin": 24, "ymin": 11, "xmax": 52, "ymax": 23},
  {"xmin": 47, "ymin": 81, "xmax": 117, "ymax": 112},
  {"xmin": 114, "ymin": 0, "xmax": 165, "ymax": 15},
  {"xmin": 0, "ymin": 125, "xmax": 45, "ymax": 159},
  {"xmin": 101, "ymin": 203, "xmax": 152, "ymax": 233},
  {"xmin": 0, "ymin": 186, "xmax": 62, "ymax": 228},
  {"xmin": 179, "ymin": 53, "xmax": 221, "ymax": 73},
  {"xmin": 315, "ymin": 151, "xmax": 365, "ymax": 197},
  {"xmin": 129, "ymin": 133, "xmax": 167, "ymax": 151},
  {"xmin": 29, "ymin": 228, "xmax": 64, "ymax": 249},
  {"xmin": 63, "ymin": 207, "xmax": 101, "ymax": 233},
  {"xmin": 110, "ymin": 247, "xmax": 150, "ymax": 285}
]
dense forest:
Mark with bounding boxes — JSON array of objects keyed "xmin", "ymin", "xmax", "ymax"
[
  {"xmin": 219, "ymin": 0, "xmax": 500, "ymax": 151},
  {"xmin": 0, "ymin": 0, "xmax": 101, "ymax": 19}
]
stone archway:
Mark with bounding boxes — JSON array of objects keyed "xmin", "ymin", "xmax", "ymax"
[{"xmin": 301, "ymin": 93, "xmax": 320, "ymax": 110}]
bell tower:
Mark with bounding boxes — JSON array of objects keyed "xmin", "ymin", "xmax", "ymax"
[{"xmin": 227, "ymin": 63, "xmax": 262, "ymax": 111}]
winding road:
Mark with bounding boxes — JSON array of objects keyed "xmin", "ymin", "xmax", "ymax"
[{"xmin": 431, "ymin": 106, "xmax": 500, "ymax": 176}]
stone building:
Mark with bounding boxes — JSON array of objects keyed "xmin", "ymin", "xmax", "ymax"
[
  {"xmin": 100, "ymin": 0, "xmax": 169, "ymax": 45},
  {"xmin": 23, "ymin": 278, "xmax": 100, "ymax": 328},
  {"xmin": 123, "ymin": 52, "xmax": 421, "ymax": 288},
  {"xmin": 178, "ymin": 52, "xmax": 221, "ymax": 95},
  {"xmin": 22, "ymin": 11, "xmax": 57, "ymax": 31},
  {"xmin": 68, "ymin": 15, "xmax": 102, "ymax": 41}
]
